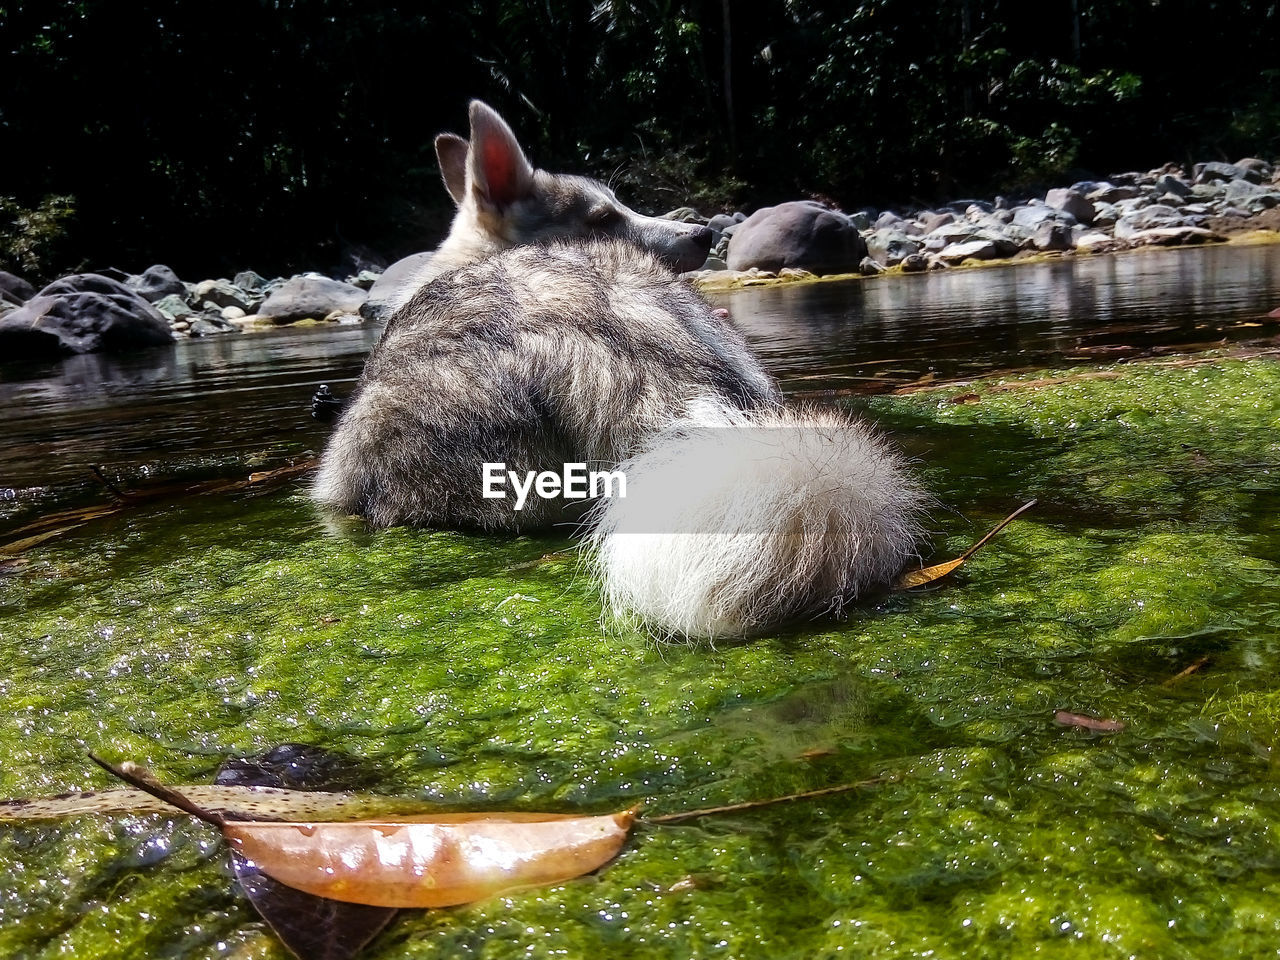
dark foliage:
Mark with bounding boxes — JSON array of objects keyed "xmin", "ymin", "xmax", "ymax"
[{"xmin": 1, "ymin": 0, "xmax": 1276, "ymax": 280}]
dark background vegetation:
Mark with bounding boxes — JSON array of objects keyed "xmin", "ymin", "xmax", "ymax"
[{"xmin": 2, "ymin": 0, "xmax": 1277, "ymax": 280}]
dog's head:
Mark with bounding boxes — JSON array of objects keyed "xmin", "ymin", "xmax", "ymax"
[{"xmin": 436, "ymin": 101, "xmax": 712, "ymax": 273}]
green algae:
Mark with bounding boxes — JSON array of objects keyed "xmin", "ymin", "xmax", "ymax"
[{"xmin": 2, "ymin": 357, "xmax": 1280, "ymax": 958}]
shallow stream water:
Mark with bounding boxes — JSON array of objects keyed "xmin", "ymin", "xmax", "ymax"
[{"xmin": 1, "ymin": 244, "xmax": 1279, "ymax": 958}]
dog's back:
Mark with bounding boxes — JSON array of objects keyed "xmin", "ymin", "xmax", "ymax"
[{"xmin": 314, "ymin": 238, "xmax": 779, "ymax": 530}]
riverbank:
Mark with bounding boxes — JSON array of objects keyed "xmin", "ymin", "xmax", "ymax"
[{"xmin": 1, "ymin": 158, "xmax": 1277, "ymax": 358}]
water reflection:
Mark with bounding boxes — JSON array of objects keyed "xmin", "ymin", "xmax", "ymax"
[
  {"xmin": 725, "ymin": 244, "xmax": 1280, "ymax": 388},
  {"xmin": 0, "ymin": 244, "xmax": 1278, "ymax": 501}
]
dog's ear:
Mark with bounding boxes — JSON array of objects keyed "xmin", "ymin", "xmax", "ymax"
[
  {"xmin": 435, "ymin": 133, "xmax": 469, "ymax": 206},
  {"xmin": 466, "ymin": 100, "xmax": 535, "ymax": 211}
]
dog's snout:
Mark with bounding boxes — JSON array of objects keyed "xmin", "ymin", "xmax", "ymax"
[{"xmin": 690, "ymin": 225, "xmax": 713, "ymax": 251}]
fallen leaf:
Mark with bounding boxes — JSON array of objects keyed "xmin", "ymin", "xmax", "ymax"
[
  {"xmin": 896, "ymin": 499, "xmax": 1037, "ymax": 590},
  {"xmin": 1054, "ymin": 710, "xmax": 1126, "ymax": 733},
  {"xmin": 89, "ymin": 755, "xmax": 634, "ymax": 909},
  {"xmin": 225, "ymin": 811, "xmax": 635, "ymax": 908}
]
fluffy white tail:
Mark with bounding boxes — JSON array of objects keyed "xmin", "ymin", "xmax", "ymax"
[{"xmin": 586, "ymin": 399, "xmax": 927, "ymax": 638}]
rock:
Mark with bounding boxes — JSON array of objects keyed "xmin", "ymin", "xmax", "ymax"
[
  {"xmin": 864, "ymin": 229, "xmax": 921, "ymax": 266},
  {"xmin": 1195, "ymin": 161, "xmax": 1260, "ymax": 185},
  {"xmin": 847, "ymin": 211, "xmax": 872, "ymax": 230},
  {"xmin": 701, "ymin": 255, "xmax": 728, "ymax": 271},
  {"xmin": 919, "ymin": 211, "xmax": 955, "ymax": 232},
  {"xmin": 1125, "ymin": 226, "xmax": 1222, "ymax": 246},
  {"xmin": 1113, "ymin": 204, "xmax": 1189, "ymax": 239},
  {"xmin": 1045, "ymin": 188, "xmax": 1095, "ymax": 225},
  {"xmin": 1156, "ymin": 193, "xmax": 1187, "ymax": 207},
  {"xmin": 1075, "ymin": 231, "xmax": 1116, "ymax": 253},
  {"xmin": 0, "ymin": 273, "xmax": 174, "ymax": 357},
  {"xmin": 1011, "ymin": 204, "xmax": 1062, "ymax": 229},
  {"xmin": 874, "ymin": 211, "xmax": 905, "ymax": 230},
  {"xmin": 233, "ymin": 270, "xmax": 270, "ymax": 294},
  {"xmin": 153, "ymin": 293, "xmax": 195, "ymax": 321},
  {"xmin": 899, "ymin": 253, "xmax": 928, "ymax": 273},
  {"xmin": 362, "ymin": 251, "xmax": 436, "ymax": 321},
  {"xmin": 661, "ymin": 207, "xmax": 705, "ymax": 224},
  {"xmin": 1154, "ymin": 174, "xmax": 1191, "ymax": 198},
  {"xmin": 1236, "ymin": 157, "xmax": 1271, "ymax": 175},
  {"xmin": 221, "ymin": 305, "xmax": 246, "ymax": 321},
  {"xmin": 0, "ymin": 270, "xmax": 37, "ymax": 305},
  {"xmin": 937, "ymin": 239, "xmax": 1000, "ymax": 263},
  {"xmin": 1087, "ymin": 183, "xmax": 1140, "ymax": 203},
  {"xmin": 257, "ymin": 275, "xmax": 368, "ymax": 325},
  {"xmin": 188, "ymin": 318, "xmax": 233, "ymax": 337},
  {"xmin": 131, "ymin": 264, "xmax": 185, "ymax": 302},
  {"xmin": 1032, "ymin": 221, "xmax": 1073, "ymax": 252},
  {"xmin": 725, "ymin": 201, "xmax": 867, "ymax": 274},
  {"xmin": 1222, "ymin": 179, "xmax": 1277, "ymax": 207},
  {"xmin": 707, "ymin": 213, "xmax": 737, "ymax": 233},
  {"xmin": 192, "ymin": 278, "xmax": 251, "ymax": 311},
  {"xmin": 858, "ymin": 257, "xmax": 885, "ymax": 275}
]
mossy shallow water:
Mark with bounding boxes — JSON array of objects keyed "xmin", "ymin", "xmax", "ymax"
[{"xmin": 2, "ymin": 356, "xmax": 1279, "ymax": 958}]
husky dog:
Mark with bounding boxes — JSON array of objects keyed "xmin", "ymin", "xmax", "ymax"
[{"xmin": 314, "ymin": 101, "xmax": 926, "ymax": 638}]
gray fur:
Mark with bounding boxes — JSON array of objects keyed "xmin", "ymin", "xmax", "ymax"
[{"xmin": 313, "ymin": 240, "xmax": 778, "ymax": 530}]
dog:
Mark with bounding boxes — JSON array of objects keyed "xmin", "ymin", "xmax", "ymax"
[{"xmin": 314, "ymin": 101, "xmax": 926, "ymax": 638}]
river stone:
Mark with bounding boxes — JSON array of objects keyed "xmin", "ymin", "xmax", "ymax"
[
  {"xmin": 858, "ymin": 257, "xmax": 885, "ymax": 276},
  {"xmin": 1125, "ymin": 226, "xmax": 1221, "ymax": 246},
  {"xmin": 726, "ymin": 201, "xmax": 867, "ymax": 274},
  {"xmin": 864, "ymin": 229, "xmax": 920, "ymax": 267},
  {"xmin": 0, "ymin": 270, "xmax": 35, "ymax": 306},
  {"xmin": 362, "ymin": 251, "xmax": 436, "ymax": 321},
  {"xmin": 1045, "ymin": 188, "xmax": 1095, "ymax": 225},
  {"xmin": 1194, "ymin": 161, "xmax": 1259, "ymax": 185},
  {"xmin": 131, "ymin": 264, "xmax": 185, "ymax": 302},
  {"xmin": 919, "ymin": 211, "xmax": 955, "ymax": 232},
  {"xmin": 899, "ymin": 253, "xmax": 928, "ymax": 273},
  {"xmin": 233, "ymin": 270, "xmax": 270, "ymax": 294},
  {"xmin": 1087, "ymin": 183, "xmax": 1140, "ymax": 203},
  {"xmin": 707, "ymin": 213, "xmax": 737, "ymax": 233},
  {"xmin": 258, "ymin": 276, "xmax": 368, "ymax": 325},
  {"xmin": 1113, "ymin": 204, "xmax": 1188, "ymax": 239},
  {"xmin": 1011, "ymin": 204, "xmax": 1061, "ymax": 229},
  {"xmin": 154, "ymin": 293, "xmax": 194, "ymax": 321},
  {"xmin": 0, "ymin": 273, "xmax": 173, "ymax": 357},
  {"xmin": 937, "ymin": 239, "xmax": 999, "ymax": 263},
  {"xmin": 1154, "ymin": 174, "xmax": 1191, "ymax": 198},
  {"xmin": 193, "ymin": 278, "xmax": 251, "ymax": 311},
  {"xmin": 1032, "ymin": 221, "xmax": 1073, "ymax": 251}
]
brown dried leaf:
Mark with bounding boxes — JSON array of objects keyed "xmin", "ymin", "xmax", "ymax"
[
  {"xmin": 226, "ymin": 811, "xmax": 635, "ymax": 908},
  {"xmin": 895, "ymin": 499, "xmax": 1037, "ymax": 590}
]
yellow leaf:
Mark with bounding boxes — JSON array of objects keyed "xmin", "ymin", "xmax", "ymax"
[{"xmin": 225, "ymin": 811, "xmax": 635, "ymax": 908}]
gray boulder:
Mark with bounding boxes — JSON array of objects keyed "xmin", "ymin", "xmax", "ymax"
[
  {"xmin": 193, "ymin": 278, "xmax": 252, "ymax": 311},
  {"xmin": 726, "ymin": 201, "xmax": 868, "ymax": 274},
  {"xmin": 0, "ymin": 273, "xmax": 173, "ymax": 358},
  {"xmin": 1194, "ymin": 161, "xmax": 1261, "ymax": 185},
  {"xmin": 936, "ymin": 239, "xmax": 1000, "ymax": 263},
  {"xmin": 864, "ymin": 229, "xmax": 921, "ymax": 266},
  {"xmin": 1113, "ymin": 204, "xmax": 1189, "ymax": 239},
  {"xmin": 153, "ymin": 293, "xmax": 195, "ymax": 321},
  {"xmin": 1045, "ymin": 188, "xmax": 1096, "ymax": 225},
  {"xmin": 1011, "ymin": 203, "xmax": 1065, "ymax": 229},
  {"xmin": 362, "ymin": 251, "xmax": 437, "ymax": 321},
  {"xmin": 707, "ymin": 213, "xmax": 737, "ymax": 233},
  {"xmin": 0, "ymin": 270, "xmax": 37, "ymax": 305},
  {"xmin": 1154, "ymin": 174, "xmax": 1192, "ymax": 198},
  {"xmin": 1032, "ymin": 221, "xmax": 1073, "ymax": 252},
  {"xmin": 257, "ymin": 275, "xmax": 368, "ymax": 324},
  {"xmin": 131, "ymin": 264, "xmax": 185, "ymax": 302},
  {"xmin": 233, "ymin": 270, "xmax": 271, "ymax": 294}
]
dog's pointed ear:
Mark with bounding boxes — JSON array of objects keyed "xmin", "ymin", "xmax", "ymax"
[
  {"xmin": 435, "ymin": 133, "xmax": 469, "ymax": 206},
  {"xmin": 466, "ymin": 100, "xmax": 535, "ymax": 211}
]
